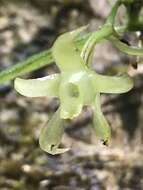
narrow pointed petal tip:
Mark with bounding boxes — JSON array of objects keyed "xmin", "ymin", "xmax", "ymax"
[
  {"xmin": 39, "ymin": 129, "xmax": 70, "ymax": 155},
  {"xmin": 14, "ymin": 77, "xmax": 41, "ymax": 97},
  {"xmin": 39, "ymin": 142, "xmax": 70, "ymax": 155},
  {"xmin": 70, "ymin": 25, "xmax": 88, "ymax": 38},
  {"xmin": 14, "ymin": 78, "xmax": 24, "ymax": 95}
]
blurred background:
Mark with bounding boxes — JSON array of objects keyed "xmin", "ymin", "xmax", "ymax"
[{"xmin": 0, "ymin": 0, "xmax": 143, "ymax": 189}]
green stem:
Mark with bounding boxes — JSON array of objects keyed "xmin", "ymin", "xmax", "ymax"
[
  {"xmin": 80, "ymin": 25, "xmax": 114, "ymax": 63},
  {"xmin": 0, "ymin": 49, "xmax": 52, "ymax": 84},
  {"xmin": 105, "ymin": 0, "xmax": 121, "ymax": 25},
  {"xmin": 110, "ymin": 36, "xmax": 143, "ymax": 56}
]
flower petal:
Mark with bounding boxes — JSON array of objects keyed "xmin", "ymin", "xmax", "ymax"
[
  {"xmin": 91, "ymin": 73, "xmax": 133, "ymax": 93},
  {"xmin": 39, "ymin": 108, "xmax": 69, "ymax": 155},
  {"xmin": 52, "ymin": 27, "xmax": 87, "ymax": 72},
  {"xmin": 14, "ymin": 74, "xmax": 60, "ymax": 97},
  {"xmin": 91, "ymin": 93, "xmax": 111, "ymax": 145}
]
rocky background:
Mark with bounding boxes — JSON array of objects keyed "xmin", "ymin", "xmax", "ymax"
[{"xmin": 0, "ymin": 0, "xmax": 143, "ymax": 189}]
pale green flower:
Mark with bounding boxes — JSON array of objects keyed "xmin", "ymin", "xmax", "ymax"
[{"xmin": 14, "ymin": 28, "xmax": 133, "ymax": 155}]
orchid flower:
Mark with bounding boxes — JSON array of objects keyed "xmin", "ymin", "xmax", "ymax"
[{"xmin": 14, "ymin": 27, "xmax": 133, "ymax": 155}]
